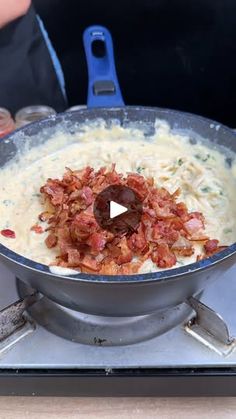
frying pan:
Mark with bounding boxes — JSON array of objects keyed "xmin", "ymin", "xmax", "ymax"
[{"xmin": 0, "ymin": 25, "xmax": 235, "ymax": 317}]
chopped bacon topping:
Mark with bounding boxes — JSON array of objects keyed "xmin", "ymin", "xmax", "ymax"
[
  {"xmin": 204, "ymin": 239, "xmax": 227, "ymax": 256},
  {"xmin": 30, "ymin": 224, "xmax": 44, "ymax": 234},
  {"xmin": 1, "ymin": 229, "xmax": 16, "ymax": 238},
  {"xmin": 35, "ymin": 165, "xmax": 225, "ymax": 274},
  {"xmin": 40, "ymin": 181, "xmax": 64, "ymax": 206},
  {"xmin": 39, "ymin": 211, "xmax": 52, "ymax": 222},
  {"xmin": 171, "ymin": 236, "xmax": 194, "ymax": 257},
  {"xmin": 87, "ymin": 232, "xmax": 107, "ymax": 253},
  {"xmin": 45, "ymin": 233, "xmax": 57, "ymax": 248},
  {"xmin": 204, "ymin": 239, "xmax": 219, "ymax": 254},
  {"xmin": 151, "ymin": 243, "xmax": 177, "ymax": 268}
]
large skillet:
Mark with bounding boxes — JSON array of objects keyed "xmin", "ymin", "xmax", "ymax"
[{"xmin": 0, "ymin": 26, "xmax": 235, "ymax": 317}]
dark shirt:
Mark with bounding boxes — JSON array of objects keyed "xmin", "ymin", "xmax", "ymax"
[{"xmin": 0, "ymin": 5, "xmax": 66, "ymax": 114}]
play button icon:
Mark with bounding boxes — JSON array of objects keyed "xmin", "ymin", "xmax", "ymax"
[
  {"xmin": 94, "ymin": 185, "xmax": 142, "ymax": 234},
  {"xmin": 110, "ymin": 201, "xmax": 127, "ymax": 219}
]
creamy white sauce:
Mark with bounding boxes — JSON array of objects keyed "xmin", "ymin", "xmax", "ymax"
[{"xmin": 0, "ymin": 120, "xmax": 235, "ymax": 273}]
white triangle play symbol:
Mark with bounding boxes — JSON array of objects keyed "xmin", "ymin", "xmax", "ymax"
[{"xmin": 110, "ymin": 201, "xmax": 128, "ymax": 219}]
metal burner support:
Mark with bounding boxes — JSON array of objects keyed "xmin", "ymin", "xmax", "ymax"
[
  {"xmin": 185, "ymin": 297, "xmax": 236, "ymax": 356},
  {"xmin": 0, "ymin": 279, "xmax": 235, "ymax": 355}
]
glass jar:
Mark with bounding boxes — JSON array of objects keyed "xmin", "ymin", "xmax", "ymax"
[
  {"xmin": 0, "ymin": 108, "xmax": 15, "ymax": 138},
  {"xmin": 15, "ymin": 105, "xmax": 56, "ymax": 128}
]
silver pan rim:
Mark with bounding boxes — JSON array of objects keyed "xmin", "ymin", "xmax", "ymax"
[{"xmin": 0, "ymin": 242, "xmax": 235, "ymax": 284}]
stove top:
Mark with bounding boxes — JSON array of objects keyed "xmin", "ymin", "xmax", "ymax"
[{"xmin": 0, "ymin": 261, "xmax": 236, "ymax": 396}]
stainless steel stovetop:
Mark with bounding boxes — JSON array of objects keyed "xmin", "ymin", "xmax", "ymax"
[{"xmin": 0, "ymin": 261, "xmax": 236, "ymax": 396}]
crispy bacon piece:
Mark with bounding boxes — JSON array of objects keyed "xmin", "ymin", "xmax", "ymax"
[
  {"xmin": 115, "ymin": 237, "xmax": 133, "ymax": 264},
  {"xmin": 38, "ymin": 211, "xmax": 52, "ymax": 222},
  {"xmin": 204, "ymin": 239, "xmax": 219, "ymax": 254},
  {"xmin": 80, "ymin": 254, "xmax": 100, "ymax": 272},
  {"xmin": 40, "ymin": 180, "xmax": 64, "ymax": 206},
  {"xmin": 152, "ymin": 202, "xmax": 174, "ymax": 219},
  {"xmin": 80, "ymin": 186, "xmax": 93, "ymax": 206},
  {"xmin": 1, "ymin": 229, "xmax": 16, "ymax": 238},
  {"xmin": 45, "ymin": 233, "xmax": 57, "ymax": 248},
  {"xmin": 69, "ymin": 186, "xmax": 93, "ymax": 208},
  {"xmin": 71, "ymin": 213, "xmax": 98, "ymax": 241},
  {"xmin": 36, "ymin": 164, "xmax": 223, "ymax": 274},
  {"xmin": 87, "ymin": 232, "xmax": 107, "ymax": 253},
  {"xmin": 184, "ymin": 218, "xmax": 203, "ymax": 235},
  {"xmin": 195, "ymin": 239, "xmax": 227, "ymax": 262},
  {"xmin": 204, "ymin": 239, "xmax": 227, "ymax": 256},
  {"xmin": 120, "ymin": 260, "xmax": 145, "ymax": 274},
  {"xmin": 151, "ymin": 243, "xmax": 177, "ymax": 268},
  {"xmin": 30, "ymin": 224, "xmax": 44, "ymax": 234},
  {"xmin": 99, "ymin": 260, "xmax": 119, "ymax": 275},
  {"xmin": 151, "ymin": 221, "xmax": 179, "ymax": 245},
  {"xmin": 175, "ymin": 202, "xmax": 189, "ymax": 221},
  {"xmin": 67, "ymin": 249, "xmax": 81, "ymax": 267},
  {"xmin": 172, "ymin": 236, "xmax": 194, "ymax": 257},
  {"xmin": 126, "ymin": 173, "xmax": 149, "ymax": 200},
  {"xmin": 56, "ymin": 227, "xmax": 73, "ymax": 255},
  {"xmin": 183, "ymin": 215, "xmax": 208, "ymax": 241},
  {"xmin": 74, "ymin": 166, "xmax": 94, "ymax": 185},
  {"xmin": 128, "ymin": 225, "xmax": 147, "ymax": 254}
]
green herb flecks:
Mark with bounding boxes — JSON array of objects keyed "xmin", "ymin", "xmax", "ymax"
[
  {"xmin": 2, "ymin": 199, "xmax": 14, "ymax": 206},
  {"xmin": 195, "ymin": 153, "xmax": 211, "ymax": 162},
  {"xmin": 137, "ymin": 166, "xmax": 145, "ymax": 173},
  {"xmin": 201, "ymin": 186, "xmax": 211, "ymax": 193},
  {"xmin": 223, "ymin": 228, "xmax": 232, "ymax": 234}
]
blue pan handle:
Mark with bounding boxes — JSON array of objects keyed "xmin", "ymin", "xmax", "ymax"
[{"xmin": 83, "ymin": 25, "xmax": 124, "ymax": 108}]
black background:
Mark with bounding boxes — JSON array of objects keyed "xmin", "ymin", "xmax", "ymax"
[{"xmin": 33, "ymin": 0, "xmax": 236, "ymax": 127}]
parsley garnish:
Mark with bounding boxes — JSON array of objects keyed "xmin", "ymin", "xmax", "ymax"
[{"xmin": 201, "ymin": 186, "xmax": 211, "ymax": 193}]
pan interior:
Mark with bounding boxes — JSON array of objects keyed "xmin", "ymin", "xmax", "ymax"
[{"xmin": 0, "ymin": 106, "xmax": 236, "ymax": 282}]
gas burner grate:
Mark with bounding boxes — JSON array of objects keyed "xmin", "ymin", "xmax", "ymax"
[
  {"xmin": 0, "ymin": 277, "xmax": 234, "ymax": 356},
  {"xmin": 16, "ymin": 279, "xmax": 193, "ymax": 346}
]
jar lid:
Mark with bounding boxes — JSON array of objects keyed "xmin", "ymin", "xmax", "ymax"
[
  {"xmin": 66, "ymin": 105, "xmax": 87, "ymax": 112},
  {"xmin": 15, "ymin": 105, "xmax": 56, "ymax": 127},
  {"xmin": 0, "ymin": 107, "xmax": 11, "ymax": 120},
  {"xmin": 0, "ymin": 108, "xmax": 15, "ymax": 138}
]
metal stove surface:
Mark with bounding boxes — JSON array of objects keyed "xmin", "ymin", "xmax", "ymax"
[{"xmin": 0, "ymin": 262, "xmax": 236, "ymax": 369}]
